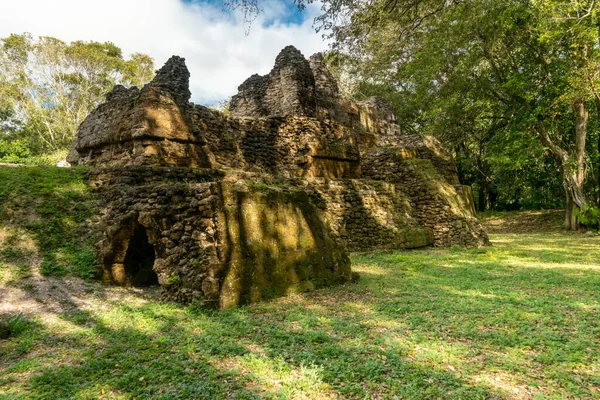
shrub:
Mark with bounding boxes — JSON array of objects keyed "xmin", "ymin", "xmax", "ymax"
[{"xmin": 575, "ymin": 205, "xmax": 599, "ymax": 229}]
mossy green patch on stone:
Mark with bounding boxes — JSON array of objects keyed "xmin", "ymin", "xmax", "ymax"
[{"xmin": 218, "ymin": 181, "xmax": 351, "ymax": 309}]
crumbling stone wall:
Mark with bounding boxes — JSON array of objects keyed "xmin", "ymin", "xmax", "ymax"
[
  {"xmin": 229, "ymin": 46, "xmax": 316, "ymax": 118},
  {"xmin": 196, "ymin": 112, "xmax": 362, "ymax": 178},
  {"xmin": 67, "ymin": 57, "xmax": 210, "ymax": 168},
  {"xmin": 68, "ymin": 45, "xmax": 488, "ymax": 307},
  {"xmin": 362, "ymin": 148, "xmax": 487, "ymax": 247},
  {"xmin": 302, "ymin": 178, "xmax": 433, "ymax": 250},
  {"xmin": 69, "ymin": 60, "xmax": 360, "ymax": 178},
  {"xmin": 91, "ymin": 167, "xmax": 352, "ymax": 306}
]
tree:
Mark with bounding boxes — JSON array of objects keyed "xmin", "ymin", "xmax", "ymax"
[
  {"xmin": 310, "ymin": 0, "xmax": 600, "ymax": 229},
  {"xmin": 0, "ymin": 33, "xmax": 154, "ymax": 158}
]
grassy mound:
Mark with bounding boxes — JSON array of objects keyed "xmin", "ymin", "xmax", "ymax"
[{"xmin": 0, "ymin": 165, "xmax": 98, "ymax": 284}]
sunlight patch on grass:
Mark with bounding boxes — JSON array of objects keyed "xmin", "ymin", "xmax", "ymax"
[
  {"xmin": 2, "ymin": 231, "xmax": 600, "ymax": 399},
  {"xmin": 574, "ymin": 302, "xmax": 600, "ymax": 311},
  {"xmin": 503, "ymin": 258, "xmax": 600, "ymax": 270},
  {"xmin": 51, "ymin": 180, "xmax": 89, "ymax": 195},
  {"xmin": 349, "ymin": 262, "xmax": 390, "ymax": 276},
  {"xmin": 215, "ymin": 354, "xmax": 334, "ymax": 398},
  {"xmin": 439, "ymin": 286, "xmax": 502, "ymax": 299},
  {"xmin": 472, "ymin": 372, "xmax": 528, "ymax": 399}
]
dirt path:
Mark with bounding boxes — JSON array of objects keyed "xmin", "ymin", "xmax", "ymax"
[{"xmin": 1, "ymin": 258, "xmax": 161, "ymax": 327}]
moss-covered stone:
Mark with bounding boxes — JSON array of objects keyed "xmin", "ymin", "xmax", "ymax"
[
  {"xmin": 218, "ymin": 181, "xmax": 352, "ymax": 308},
  {"xmin": 70, "ymin": 47, "xmax": 488, "ymax": 309}
]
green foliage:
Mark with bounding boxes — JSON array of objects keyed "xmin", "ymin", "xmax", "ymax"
[
  {"xmin": 6, "ymin": 314, "xmax": 30, "ymax": 337},
  {"xmin": 449, "ymin": 244, "xmax": 462, "ymax": 252},
  {"xmin": 0, "ymin": 33, "xmax": 154, "ymax": 160},
  {"xmin": 575, "ymin": 205, "xmax": 599, "ymax": 229},
  {"xmin": 0, "ymin": 139, "xmax": 31, "ymax": 162},
  {"xmin": 69, "ymin": 248, "xmax": 100, "ymax": 280},
  {"xmin": 321, "ymin": 0, "xmax": 600, "ymax": 213},
  {"xmin": 39, "ymin": 259, "xmax": 66, "ymax": 277}
]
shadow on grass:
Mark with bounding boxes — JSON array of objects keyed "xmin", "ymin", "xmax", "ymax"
[
  {"xmin": 0, "ymin": 279, "xmax": 503, "ymax": 399},
  {"xmin": 2, "ymin": 173, "xmax": 598, "ymax": 399},
  {"xmin": 352, "ymin": 248, "xmax": 599, "ymax": 397}
]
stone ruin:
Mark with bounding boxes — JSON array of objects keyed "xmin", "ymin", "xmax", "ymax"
[{"xmin": 67, "ymin": 46, "xmax": 488, "ymax": 309}]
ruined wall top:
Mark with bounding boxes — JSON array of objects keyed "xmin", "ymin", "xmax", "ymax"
[
  {"xmin": 228, "ymin": 46, "xmax": 402, "ymax": 139},
  {"xmin": 148, "ymin": 55, "xmax": 192, "ymax": 105},
  {"xmin": 67, "ymin": 45, "xmax": 414, "ymax": 174},
  {"xmin": 229, "ymin": 46, "xmax": 316, "ymax": 118},
  {"xmin": 309, "ymin": 52, "xmax": 340, "ymax": 101}
]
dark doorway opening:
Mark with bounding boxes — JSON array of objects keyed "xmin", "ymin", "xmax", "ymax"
[{"xmin": 123, "ymin": 225, "xmax": 158, "ymax": 287}]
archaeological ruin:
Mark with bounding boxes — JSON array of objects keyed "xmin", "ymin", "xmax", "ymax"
[{"xmin": 67, "ymin": 46, "xmax": 488, "ymax": 308}]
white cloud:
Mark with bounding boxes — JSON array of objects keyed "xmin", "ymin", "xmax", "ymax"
[{"xmin": 0, "ymin": 0, "xmax": 329, "ymax": 104}]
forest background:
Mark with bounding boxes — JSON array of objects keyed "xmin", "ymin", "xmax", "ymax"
[{"xmin": 1, "ymin": 0, "xmax": 599, "ymax": 229}]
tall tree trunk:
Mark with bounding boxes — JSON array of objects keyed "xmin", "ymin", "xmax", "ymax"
[
  {"xmin": 488, "ymin": 185, "xmax": 497, "ymax": 210},
  {"xmin": 476, "ymin": 142, "xmax": 490, "ymax": 212},
  {"xmin": 596, "ymin": 97, "xmax": 600, "ymax": 207},
  {"xmin": 574, "ymin": 100, "xmax": 587, "ymax": 188},
  {"xmin": 537, "ymin": 101, "xmax": 588, "ymax": 230},
  {"xmin": 478, "ymin": 182, "xmax": 486, "ymax": 212},
  {"xmin": 569, "ymin": 100, "xmax": 588, "ymax": 229},
  {"xmin": 564, "ymin": 183, "xmax": 577, "ymax": 230}
]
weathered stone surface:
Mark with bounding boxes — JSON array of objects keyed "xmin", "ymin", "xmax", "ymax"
[
  {"xmin": 361, "ymin": 148, "xmax": 487, "ymax": 247},
  {"xmin": 92, "ymin": 168, "xmax": 351, "ymax": 306},
  {"xmin": 68, "ymin": 45, "xmax": 488, "ymax": 308},
  {"xmin": 309, "ymin": 53, "xmax": 340, "ymax": 101},
  {"xmin": 147, "ymin": 55, "xmax": 191, "ymax": 105},
  {"xmin": 67, "ymin": 56, "xmax": 208, "ymax": 168},
  {"xmin": 230, "ymin": 46, "xmax": 316, "ymax": 118},
  {"xmin": 301, "ymin": 178, "xmax": 433, "ymax": 250},
  {"xmin": 308, "ymin": 52, "xmax": 345, "ymax": 121},
  {"xmin": 354, "ymin": 97, "xmax": 402, "ymax": 145}
]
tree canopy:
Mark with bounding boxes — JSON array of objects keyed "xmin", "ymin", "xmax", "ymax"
[
  {"xmin": 0, "ymin": 33, "xmax": 154, "ymax": 162},
  {"xmin": 303, "ymin": 0, "xmax": 600, "ymax": 228}
]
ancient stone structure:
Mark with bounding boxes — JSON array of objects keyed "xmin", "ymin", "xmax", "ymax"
[{"xmin": 68, "ymin": 46, "xmax": 488, "ymax": 308}]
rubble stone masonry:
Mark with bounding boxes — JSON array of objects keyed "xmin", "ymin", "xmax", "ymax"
[{"xmin": 68, "ymin": 46, "xmax": 488, "ymax": 308}]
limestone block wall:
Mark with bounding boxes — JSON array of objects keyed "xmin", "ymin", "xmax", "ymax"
[
  {"xmin": 86, "ymin": 166, "xmax": 225, "ymax": 190},
  {"xmin": 362, "ymin": 148, "xmax": 488, "ymax": 247},
  {"xmin": 195, "ymin": 111, "xmax": 362, "ymax": 178},
  {"xmin": 302, "ymin": 178, "xmax": 433, "ymax": 251},
  {"xmin": 216, "ymin": 182, "xmax": 352, "ymax": 308},
  {"xmin": 90, "ymin": 167, "xmax": 352, "ymax": 308},
  {"xmin": 387, "ymin": 135, "xmax": 462, "ymax": 186},
  {"xmin": 353, "ymin": 97, "xmax": 402, "ymax": 145}
]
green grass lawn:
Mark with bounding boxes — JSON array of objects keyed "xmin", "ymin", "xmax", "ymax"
[
  {"xmin": 0, "ymin": 165, "xmax": 98, "ymax": 282},
  {"xmin": 1, "ymin": 231, "xmax": 599, "ymax": 399}
]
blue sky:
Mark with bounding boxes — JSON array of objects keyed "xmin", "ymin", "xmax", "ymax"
[
  {"xmin": 183, "ymin": 0, "xmax": 307, "ymax": 26},
  {"xmin": 0, "ymin": 0, "xmax": 329, "ymax": 104}
]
